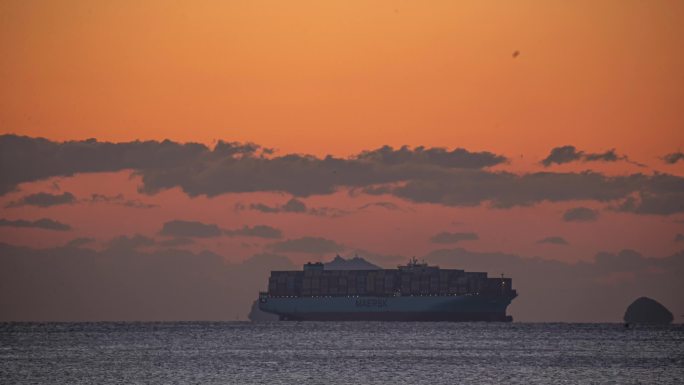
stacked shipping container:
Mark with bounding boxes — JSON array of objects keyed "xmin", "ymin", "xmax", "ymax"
[{"xmin": 267, "ymin": 265, "xmax": 514, "ymax": 298}]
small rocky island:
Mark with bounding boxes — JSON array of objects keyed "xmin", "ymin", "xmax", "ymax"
[{"xmin": 623, "ymin": 297, "xmax": 673, "ymax": 324}]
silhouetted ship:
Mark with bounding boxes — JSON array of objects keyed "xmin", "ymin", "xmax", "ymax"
[{"xmin": 258, "ymin": 258, "xmax": 517, "ymax": 321}]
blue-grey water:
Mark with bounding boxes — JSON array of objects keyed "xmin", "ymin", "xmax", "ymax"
[{"xmin": 1, "ymin": 322, "xmax": 682, "ymax": 384}]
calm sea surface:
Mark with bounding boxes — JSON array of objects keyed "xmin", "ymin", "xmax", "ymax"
[{"xmin": 1, "ymin": 322, "xmax": 682, "ymax": 384}]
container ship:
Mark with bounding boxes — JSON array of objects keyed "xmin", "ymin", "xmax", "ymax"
[{"xmin": 258, "ymin": 258, "xmax": 517, "ymax": 322}]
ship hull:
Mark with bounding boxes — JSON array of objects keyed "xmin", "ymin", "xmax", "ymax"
[
  {"xmin": 259, "ymin": 294, "xmax": 515, "ymax": 322},
  {"xmin": 276, "ymin": 312, "xmax": 511, "ymax": 322}
]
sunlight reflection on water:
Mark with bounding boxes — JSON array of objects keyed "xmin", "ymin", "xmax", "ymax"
[{"xmin": 1, "ymin": 322, "xmax": 683, "ymax": 384}]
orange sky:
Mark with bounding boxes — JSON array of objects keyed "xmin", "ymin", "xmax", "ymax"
[
  {"xmin": 1, "ymin": 1, "xmax": 684, "ymax": 257},
  {"xmin": 2, "ymin": 1, "xmax": 684, "ymax": 322},
  {"xmin": 1, "ymin": 1, "xmax": 683, "ymax": 161}
]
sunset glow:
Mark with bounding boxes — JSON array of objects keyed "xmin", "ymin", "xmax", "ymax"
[{"xmin": 1, "ymin": 0, "xmax": 683, "ymax": 322}]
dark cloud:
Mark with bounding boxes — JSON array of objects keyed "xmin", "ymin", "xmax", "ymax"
[
  {"xmin": 356, "ymin": 145, "xmax": 507, "ymax": 169},
  {"xmin": 247, "ymin": 203, "xmax": 280, "ymax": 213},
  {"xmin": 281, "ymin": 198, "xmax": 307, "ymax": 213},
  {"xmin": 358, "ymin": 185, "xmax": 394, "ymax": 196},
  {"xmin": 541, "ymin": 145, "xmax": 631, "ymax": 167},
  {"xmin": 663, "ymin": 152, "xmax": 684, "ymax": 164},
  {"xmin": 307, "ymin": 207, "xmax": 350, "ymax": 218},
  {"xmin": 121, "ymin": 200, "xmax": 158, "ymax": 209},
  {"xmin": 247, "ymin": 198, "xmax": 308, "ymax": 214},
  {"xmin": 0, "ymin": 135, "xmax": 218, "ymax": 195},
  {"xmin": 0, "ymin": 218, "xmax": 71, "ymax": 231},
  {"xmin": 212, "ymin": 140, "xmax": 266, "ymax": 158},
  {"xmin": 616, "ymin": 192, "xmax": 684, "ymax": 215},
  {"xmin": 425, "ymin": 248, "xmax": 684, "ymax": 322},
  {"xmin": 610, "ymin": 173, "xmax": 684, "ymax": 215},
  {"xmin": 430, "ymin": 232, "xmax": 479, "ymax": 244},
  {"xmin": 383, "ymin": 171, "xmax": 683, "ymax": 214},
  {"xmin": 224, "ymin": 225, "xmax": 282, "ymax": 239},
  {"xmin": 5, "ymin": 192, "xmax": 76, "ymax": 208},
  {"xmin": 160, "ymin": 221, "xmax": 282, "ymax": 239},
  {"xmin": 269, "ymin": 237, "xmax": 344, "ymax": 254},
  {"xmin": 537, "ymin": 236, "xmax": 569, "ymax": 245},
  {"xmin": 107, "ymin": 234, "xmax": 155, "ymax": 251},
  {"xmin": 159, "ymin": 237, "xmax": 195, "ymax": 247},
  {"xmin": 3, "ymin": 136, "xmax": 681, "ymax": 215},
  {"xmin": 160, "ymin": 220, "xmax": 222, "ymax": 238},
  {"xmin": 358, "ymin": 201, "xmax": 402, "ymax": 211},
  {"xmin": 563, "ymin": 207, "xmax": 599, "ymax": 222},
  {"xmin": 65, "ymin": 237, "xmax": 95, "ymax": 248},
  {"xmin": 0, "ymin": 242, "xmax": 295, "ymax": 321},
  {"xmin": 584, "ymin": 149, "xmax": 620, "ymax": 162},
  {"xmin": 363, "ymin": 170, "xmax": 679, "ymax": 214},
  {"xmin": 0, "ymin": 135, "xmax": 505, "ymax": 198},
  {"xmin": 4, "ymin": 191, "xmax": 157, "ymax": 209},
  {"xmin": 88, "ymin": 193, "xmax": 158, "ymax": 209},
  {"xmin": 148, "ymin": 151, "xmax": 487, "ymax": 198},
  {"xmin": 541, "ymin": 146, "xmax": 583, "ymax": 166},
  {"xmin": 675, "ymin": 234, "xmax": 684, "ymax": 242},
  {"xmin": 391, "ymin": 171, "xmax": 642, "ymax": 208},
  {"xmin": 241, "ymin": 198, "xmax": 349, "ymax": 218}
]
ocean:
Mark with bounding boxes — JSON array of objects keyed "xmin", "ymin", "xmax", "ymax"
[{"xmin": 1, "ymin": 322, "xmax": 682, "ymax": 384}]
